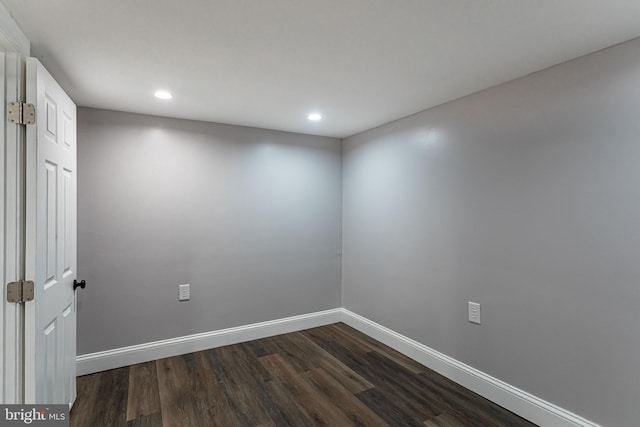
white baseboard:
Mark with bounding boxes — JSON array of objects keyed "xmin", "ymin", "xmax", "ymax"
[
  {"xmin": 76, "ymin": 307, "xmax": 599, "ymax": 427},
  {"xmin": 339, "ymin": 308, "xmax": 601, "ymax": 427},
  {"xmin": 76, "ymin": 308, "xmax": 342, "ymax": 376}
]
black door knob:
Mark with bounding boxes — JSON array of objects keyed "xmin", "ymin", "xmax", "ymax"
[{"xmin": 73, "ymin": 279, "xmax": 86, "ymax": 291}]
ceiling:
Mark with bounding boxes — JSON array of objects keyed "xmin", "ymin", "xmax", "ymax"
[{"xmin": 2, "ymin": 1, "xmax": 640, "ymax": 138}]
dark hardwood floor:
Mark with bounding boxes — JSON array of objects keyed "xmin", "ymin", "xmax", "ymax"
[{"xmin": 71, "ymin": 323, "xmax": 537, "ymax": 427}]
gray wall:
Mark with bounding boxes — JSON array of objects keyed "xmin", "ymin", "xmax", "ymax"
[
  {"xmin": 342, "ymin": 38, "xmax": 640, "ymax": 427},
  {"xmin": 77, "ymin": 108, "xmax": 342, "ymax": 354}
]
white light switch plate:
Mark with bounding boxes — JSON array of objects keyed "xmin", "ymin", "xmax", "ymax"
[
  {"xmin": 179, "ymin": 284, "xmax": 190, "ymax": 301},
  {"xmin": 468, "ymin": 301, "xmax": 481, "ymax": 324}
]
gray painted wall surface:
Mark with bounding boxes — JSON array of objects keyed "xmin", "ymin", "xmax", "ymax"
[
  {"xmin": 77, "ymin": 108, "xmax": 342, "ymax": 354},
  {"xmin": 342, "ymin": 38, "xmax": 640, "ymax": 427}
]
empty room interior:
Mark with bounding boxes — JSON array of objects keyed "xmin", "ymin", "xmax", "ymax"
[{"xmin": 1, "ymin": 1, "xmax": 640, "ymax": 426}]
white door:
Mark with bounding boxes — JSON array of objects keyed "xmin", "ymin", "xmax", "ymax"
[{"xmin": 24, "ymin": 57, "xmax": 77, "ymax": 406}]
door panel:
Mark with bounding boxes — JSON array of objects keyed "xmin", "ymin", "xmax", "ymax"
[
  {"xmin": 45, "ymin": 161, "xmax": 57, "ymax": 286},
  {"xmin": 24, "ymin": 57, "xmax": 77, "ymax": 406},
  {"xmin": 63, "ymin": 169, "xmax": 72, "ymax": 275},
  {"xmin": 43, "ymin": 320, "xmax": 57, "ymax": 402}
]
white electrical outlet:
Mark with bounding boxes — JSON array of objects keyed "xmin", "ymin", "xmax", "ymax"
[
  {"xmin": 178, "ymin": 284, "xmax": 190, "ymax": 301},
  {"xmin": 468, "ymin": 301, "xmax": 481, "ymax": 324}
]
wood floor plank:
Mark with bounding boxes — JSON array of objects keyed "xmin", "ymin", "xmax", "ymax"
[
  {"xmin": 206, "ymin": 343, "xmax": 308, "ymax": 427},
  {"xmin": 359, "ymin": 351, "xmax": 443, "ymax": 418},
  {"xmin": 126, "ymin": 361, "xmax": 160, "ymax": 421},
  {"xmin": 127, "ymin": 413, "xmax": 163, "ymax": 427},
  {"xmin": 261, "ymin": 377, "xmax": 315, "ymax": 427},
  {"xmin": 243, "ymin": 336, "xmax": 275, "ymax": 358},
  {"xmin": 190, "ymin": 351, "xmax": 242, "ymax": 426},
  {"xmin": 260, "ymin": 353, "xmax": 356, "ymax": 426},
  {"xmin": 88, "ymin": 368, "xmax": 129, "ymax": 427},
  {"xmin": 301, "ymin": 325, "xmax": 371, "ymax": 373},
  {"xmin": 70, "ymin": 373, "xmax": 102, "ymax": 427},
  {"xmin": 417, "ymin": 365, "xmax": 536, "ymax": 427},
  {"xmin": 312, "ymin": 349, "xmax": 375, "ymax": 394},
  {"xmin": 356, "ymin": 387, "xmax": 428, "ymax": 427},
  {"xmin": 98, "ymin": 367, "xmax": 129, "ymax": 427},
  {"xmin": 304, "ymin": 324, "xmax": 372, "ymax": 355},
  {"xmin": 263, "ymin": 333, "xmax": 316, "ymax": 372},
  {"xmin": 158, "ymin": 351, "xmax": 242, "ymax": 427},
  {"xmin": 334, "ymin": 323, "xmax": 427, "ymax": 374},
  {"xmin": 156, "ymin": 355, "xmax": 199, "ymax": 427},
  {"xmin": 277, "ymin": 331, "xmax": 375, "ymax": 393},
  {"xmin": 206, "ymin": 344, "xmax": 273, "ymax": 426},
  {"xmin": 364, "ymin": 350, "xmax": 505, "ymax": 426},
  {"xmin": 361, "ymin": 365, "xmax": 443, "ymax": 422},
  {"xmin": 363, "ymin": 350, "xmax": 534, "ymax": 427},
  {"xmin": 424, "ymin": 413, "xmax": 463, "ymax": 427},
  {"xmin": 245, "ymin": 335, "xmax": 283, "ymax": 359},
  {"xmin": 304, "ymin": 367, "xmax": 389, "ymax": 426},
  {"xmin": 304, "ymin": 332, "xmax": 442, "ymax": 421}
]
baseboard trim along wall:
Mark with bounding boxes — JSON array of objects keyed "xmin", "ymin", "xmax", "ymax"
[
  {"xmin": 339, "ymin": 309, "xmax": 601, "ymax": 427},
  {"xmin": 76, "ymin": 307, "xmax": 600, "ymax": 427},
  {"xmin": 76, "ymin": 308, "xmax": 343, "ymax": 376}
]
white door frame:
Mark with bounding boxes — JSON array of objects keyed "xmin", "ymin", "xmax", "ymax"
[{"xmin": 0, "ymin": 2, "xmax": 30, "ymax": 404}]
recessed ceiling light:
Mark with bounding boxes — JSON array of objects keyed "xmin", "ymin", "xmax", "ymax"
[
  {"xmin": 154, "ymin": 90, "xmax": 172, "ymax": 100},
  {"xmin": 308, "ymin": 113, "xmax": 322, "ymax": 121}
]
